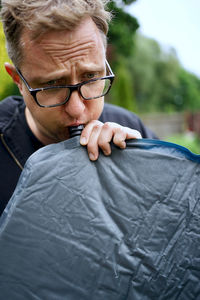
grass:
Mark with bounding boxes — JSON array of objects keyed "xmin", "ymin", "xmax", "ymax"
[{"xmin": 166, "ymin": 133, "xmax": 200, "ymax": 155}]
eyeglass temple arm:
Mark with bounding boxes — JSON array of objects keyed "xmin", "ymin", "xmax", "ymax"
[{"xmin": 105, "ymin": 59, "xmax": 114, "ymax": 76}]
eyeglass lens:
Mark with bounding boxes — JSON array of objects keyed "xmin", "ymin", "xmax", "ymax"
[{"xmin": 36, "ymin": 78, "xmax": 111, "ymax": 106}]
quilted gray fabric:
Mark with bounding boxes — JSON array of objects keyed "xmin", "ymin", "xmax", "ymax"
[{"xmin": 0, "ymin": 138, "xmax": 200, "ymax": 299}]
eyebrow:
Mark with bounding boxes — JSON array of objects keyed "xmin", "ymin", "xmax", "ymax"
[
  {"xmin": 30, "ymin": 72, "xmax": 68, "ymax": 85},
  {"xmin": 30, "ymin": 64, "xmax": 105, "ymax": 84}
]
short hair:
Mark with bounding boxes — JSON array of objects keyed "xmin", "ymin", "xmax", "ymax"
[{"xmin": 1, "ymin": 0, "xmax": 111, "ymax": 67}]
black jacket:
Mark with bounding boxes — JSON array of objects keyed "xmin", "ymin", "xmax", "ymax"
[{"xmin": 0, "ymin": 96, "xmax": 156, "ymax": 215}]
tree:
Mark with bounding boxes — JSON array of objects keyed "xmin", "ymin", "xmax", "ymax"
[
  {"xmin": 107, "ymin": 57, "xmax": 137, "ymax": 112},
  {"xmin": 107, "ymin": 2, "xmax": 200, "ymax": 114},
  {"xmin": 107, "ymin": 1, "xmax": 139, "ymax": 60},
  {"xmin": 129, "ymin": 34, "xmax": 199, "ymax": 113},
  {"xmin": 0, "ymin": 22, "xmax": 19, "ymax": 100},
  {"xmin": 106, "ymin": 0, "xmax": 139, "ymax": 112},
  {"xmin": 177, "ymin": 69, "xmax": 200, "ymax": 111}
]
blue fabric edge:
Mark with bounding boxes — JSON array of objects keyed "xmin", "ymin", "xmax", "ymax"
[{"xmin": 125, "ymin": 139, "xmax": 200, "ymax": 163}]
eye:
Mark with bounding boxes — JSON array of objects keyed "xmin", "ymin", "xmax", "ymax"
[
  {"xmin": 87, "ymin": 73, "xmax": 96, "ymax": 79},
  {"xmin": 82, "ymin": 72, "xmax": 100, "ymax": 81},
  {"xmin": 46, "ymin": 80, "xmax": 56, "ymax": 86},
  {"xmin": 45, "ymin": 79, "xmax": 66, "ymax": 86}
]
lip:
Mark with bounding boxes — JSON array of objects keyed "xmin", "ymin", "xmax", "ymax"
[{"xmin": 67, "ymin": 122, "xmax": 85, "ymax": 128}]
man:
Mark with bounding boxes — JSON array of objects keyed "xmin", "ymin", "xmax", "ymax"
[{"xmin": 0, "ymin": 0, "xmax": 156, "ymax": 215}]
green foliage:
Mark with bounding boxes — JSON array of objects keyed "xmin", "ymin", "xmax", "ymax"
[
  {"xmin": 177, "ymin": 69, "xmax": 200, "ymax": 111},
  {"xmin": 122, "ymin": 0, "xmax": 136, "ymax": 4},
  {"xmin": 111, "ymin": 0, "xmax": 137, "ymax": 6},
  {"xmin": 120, "ymin": 0, "xmax": 136, "ymax": 4},
  {"xmin": 107, "ymin": 0, "xmax": 200, "ymax": 115},
  {"xmin": 108, "ymin": 1, "xmax": 139, "ymax": 58},
  {"xmin": 107, "ymin": 57, "xmax": 137, "ymax": 112},
  {"xmin": 0, "ymin": 22, "xmax": 19, "ymax": 101},
  {"xmin": 106, "ymin": 1, "xmax": 139, "ymax": 112},
  {"xmin": 129, "ymin": 34, "xmax": 180, "ymax": 112},
  {"xmin": 166, "ymin": 133, "xmax": 200, "ymax": 154},
  {"xmin": 1, "ymin": 0, "xmax": 200, "ymax": 116},
  {"xmin": 128, "ymin": 34, "xmax": 200, "ymax": 113}
]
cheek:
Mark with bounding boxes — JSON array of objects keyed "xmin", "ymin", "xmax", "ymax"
[
  {"xmin": 21, "ymin": 87, "xmax": 36, "ymax": 109},
  {"xmin": 20, "ymin": 85, "xmax": 29, "ymax": 99},
  {"xmin": 32, "ymin": 107, "xmax": 60, "ymax": 128},
  {"xmin": 87, "ymin": 98, "xmax": 104, "ymax": 120},
  {"xmin": 24, "ymin": 93, "xmax": 58, "ymax": 126}
]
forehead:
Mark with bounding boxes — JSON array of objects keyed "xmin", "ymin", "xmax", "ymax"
[{"xmin": 20, "ymin": 17, "xmax": 106, "ymax": 74}]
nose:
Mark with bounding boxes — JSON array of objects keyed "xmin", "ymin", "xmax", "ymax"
[{"xmin": 64, "ymin": 90, "xmax": 85, "ymax": 118}]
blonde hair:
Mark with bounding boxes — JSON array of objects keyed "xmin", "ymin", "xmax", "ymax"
[{"xmin": 1, "ymin": 0, "xmax": 111, "ymax": 67}]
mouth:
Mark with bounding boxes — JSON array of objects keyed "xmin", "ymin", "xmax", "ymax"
[
  {"xmin": 67, "ymin": 118, "xmax": 85, "ymax": 127},
  {"xmin": 68, "ymin": 122, "xmax": 84, "ymax": 127},
  {"xmin": 68, "ymin": 124, "xmax": 84, "ymax": 137}
]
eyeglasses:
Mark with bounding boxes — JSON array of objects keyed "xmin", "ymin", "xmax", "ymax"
[{"xmin": 16, "ymin": 60, "xmax": 115, "ymax": 108}]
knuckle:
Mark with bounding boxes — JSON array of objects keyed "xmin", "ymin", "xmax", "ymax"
[
  {"xmin": 98, "ymin": 139, "xmax": 106, "ymax": 148},
  {"xmin": 93, "ymin": 124, "xmax": 101, "ymax": 131},
  {"xmin": 103, "ymin": 122, "xmax": 111, "ymax": 129},
  {"xmin": 115, "ymin": 127, "xmax": 125, "ymax": 136},
  {"xmin": 91, "ymin": 120, "xmax": 102, "ymax": 126}
]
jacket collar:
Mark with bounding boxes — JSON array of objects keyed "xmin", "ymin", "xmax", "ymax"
[{"xmin": 0, "ymin": 96, "xmax": 30, "ymax": 167}]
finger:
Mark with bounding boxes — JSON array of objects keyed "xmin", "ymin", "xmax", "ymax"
[
  {"xmin": 123, "ymin": 127, "xmax": 142, "ymax": 139},
  {"xmin": 86, "ymin": 123, "xmax": 102, "ymax": 161},
  {"xmin": 97, "ymin": 122, "xmax": 113, "ymax": 156},
  {"xmin": 112, "ymin": 127, "xmax": 142, "ymax": 148},
  {"xmin": 112, "ymin": 127, "xmax": 127, "ymax": 149},
  {"xmin": 98, "ymin": 122, "xmax": 126, "ymax": 150},
  {"xmin": 80, "ymin": 121, "xmax": 102, "ymax": 146}
]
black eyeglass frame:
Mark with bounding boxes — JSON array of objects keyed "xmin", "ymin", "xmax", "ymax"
[{"xmin": 15, "ymin": 60, "xmax": 115, "ymax": 108}]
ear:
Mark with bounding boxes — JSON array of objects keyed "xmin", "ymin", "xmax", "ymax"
[{"xmin": 4, "ymin": 62, "xmax": 23, "ymax": 94}]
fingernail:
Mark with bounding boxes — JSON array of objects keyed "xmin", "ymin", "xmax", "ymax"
[
  {"xmin": 121, "ymin": 141, "xmax": 126, "ymax": 148},
  {"xmin": 89, "ymin": 153, "xmax": 95, "ymax": 161},
  {"xmin": 80, "ymin": 137, "xmax": 87, "ymax": 145},
  {"xmin": 104, "ymin": 150, "xmax": 111, "ymax": 156}
]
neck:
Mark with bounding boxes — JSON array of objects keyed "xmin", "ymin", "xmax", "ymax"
[{"xmin": 25, "ymin": 107, "xmax": 59, "ymax": 145}]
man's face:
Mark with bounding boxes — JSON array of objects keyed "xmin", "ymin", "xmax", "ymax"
[{"xmin": 19, "ymin": 17, "xmax": 106, "ymax": 144}]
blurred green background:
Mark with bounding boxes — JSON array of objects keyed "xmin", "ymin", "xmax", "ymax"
[{"xmin": 1, "ymin": 0, "xmax": 200, "ymax": 153}]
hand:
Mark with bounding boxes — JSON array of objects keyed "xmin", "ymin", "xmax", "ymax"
[{"xmin": 80, "ymin": 121, "xmax": 142, "ymax": 161}]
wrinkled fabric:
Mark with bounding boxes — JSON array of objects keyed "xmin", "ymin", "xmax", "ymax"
[
  {"xmin": 0, "ymin": 96, "xmax": 157, "ymax": 216},
  {"xmin": 0, "ymin": 138, "xmax": 200, "ymax": 300}
]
